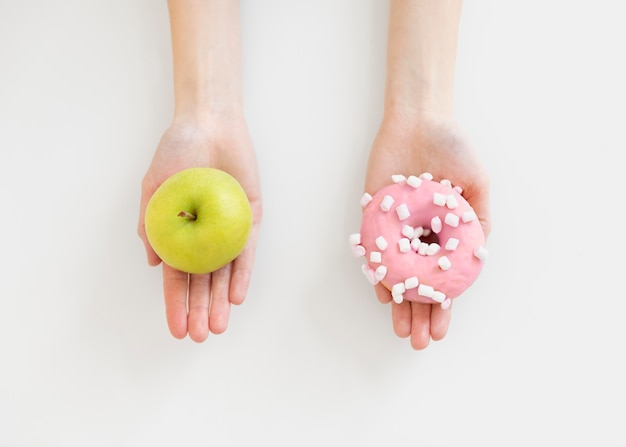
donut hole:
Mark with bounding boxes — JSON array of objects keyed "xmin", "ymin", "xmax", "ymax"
[{"xmin": 421, "ymin": 230, "xmax": 440, "ymax": 245}]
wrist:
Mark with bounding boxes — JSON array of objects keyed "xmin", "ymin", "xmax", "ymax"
[
  {"xmin": 382, "ymin": 102, "xmax": 454, "ymax": 130},
  {"xmin": 173, "ymin": 87, "xmax": 243, "ymax": 122}
]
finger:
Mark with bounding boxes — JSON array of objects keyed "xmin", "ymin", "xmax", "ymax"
[
  {"xmin": 228, "ymin": 222, "xmax": 259, "ymax": 306},
  {"xmin": 430, "ymin": 301, "xmax": 452, "ymax": 341},
  {"xmin": 391, "ymin": 300, "xmax": 411, "ymax": 338},
  {"xmin": 162, "ymin": 263, "xmax": 189, "ymax": 339},
  {"xmin": 187, "ymin": 273, "xmax": 211, "ymax": 343},
  {"xmin": 410, "ymin": 302, "xmax": 432, "ymax": 350},
  {"xmin": 208, "ymin": 263, "xmax": 232, "ymax": 334},
  {"xmin": 374, "ymin": 283, "xmax": 392, "ymax": 304}
]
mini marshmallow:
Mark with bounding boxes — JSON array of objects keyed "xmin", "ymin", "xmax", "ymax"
[
  {"xmin": 351, "ymin": 245, "xmax": 366, "ymax": 257},
  {"xmin": 380, "ymin": 195, "xmax": 394, "ymax": 211},
  {"xmin": 445, "ymin": 238, "xmax": 460, "ymax": 251},
  {"xmin": 462, "ymin": 210, "xmax": 477, "ymax": 223},
  {"xmin": 360, "ymin": 192, "xmax": 372, "ymax": 208},
  {"xmin": 398, "ymin": 238, "xmax": 411, "ymax": 253},
  {"xmin": 391, "ymin": 283, "xmax": 406, "ymax": 304},
  {"xmin": 446, "ymin": 195, "xmax": 459, "ymax": 209},
  {"xmin": 369, "ymin": 251, "xmax": 382, "ymax": 263},
  {"xmin": 375, "ymin": 265, "xmax": 387, "ymax": 281},
  {"xmin": 410, "ymin": 238, "xmax": 421, "ymax": 251},
  {"xmin": 426, "ymin": 243, "xmax": 440, "ymax": 256},
  {"xmin": 349, "ymin": 233, "xmax": 361, "ymax": 246},
  {"xmin": 422, "ymin": 228, "xmax": 431, "ymax": 237},
  {"xmin": 417, "ymin": 284, "xmax": 435, "ymax": 298},
  {"xmin": 431, "ymin": 216, "xmax": 443, "ymax": 234},
  {"xmin": 391, "ymin": 174, "xmax": 406, "ymax": 183},
  {"xmin": 433, "ymin": 193, "xmax": 446, "ymax": 206},
  {"xmin": 419, "ymin": 172, "xmax": 434, "ymax": 180},
  {"xmin": 438, "ymin": 256, "xmax": 452, "ymax": 271},
  {"xmin": 432, "ymin": 291, "xmax": 446, "ymax": 303},
  {"xmin": 375, "ymin": 236, "xmax": 388, "ymax": 251},
  {"xmin": 417, "ymin": 242, "xmax": 429, "ymax": 255},
  {"xmin": 474, "ymin": 245, "xmax": 489, "ymax": 261},
  {"xmin": 392, "ymin": 283, "xmax": 406, "ymax": 295},
  {"xmin": 413, "ymin": 226, "xmax": 424, "ymax": 238},
  {"xmin": 407, "ymin": 175, "xmax": 422, "ymax": 188},
  {"xmin": 361, "ymin": 264, "xmax": 378, "ymax": 285},
  {"xmin": 396, "ymin": 203, "xmax": 410, "ymax": 221},
  {"xmin": 441, "ymin": 298, "xmax": 452, "ymax": 310},
  {"xmin": 445, "ymin": 213, "xmax": 460, "ymax": 227},
  {"xmin": 404, "ymin": 276, "xmax": 419, "ymax": 289},
  {"xmin": 440, "ymin": 179, "xmax": 452, "ymax": 188},
  {"xmin": 401, "ymin": 225, "xmax": 415, "ymax": 239},
  {"xmin": 453, "ymin": 185, "xmax": 463, "ymax": 194}
]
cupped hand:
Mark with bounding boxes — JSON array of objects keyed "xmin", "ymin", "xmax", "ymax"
[
  {"xmin": 365, "ymin": 110, "xmax": 490, "ymax": 350},
  {"xmin": 138, "ymin": 115, "xmax": 262, "ymax": 342}
]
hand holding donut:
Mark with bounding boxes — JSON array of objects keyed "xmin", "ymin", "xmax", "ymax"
[
  {"xmin": 359, "ymin": 114, "xmax": 491, "ymax": 350},
  {"xmin": 360, "ymin": 0, "xmax": 490, "ymax": 349}
]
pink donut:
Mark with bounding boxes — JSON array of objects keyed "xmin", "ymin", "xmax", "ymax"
[{"xmin": 350, "ymin": 174, "xmax": 487, "ymax": 308}]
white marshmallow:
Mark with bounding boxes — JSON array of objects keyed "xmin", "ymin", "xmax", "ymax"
[
  {"xmin": 375, "ymin": 236, "xmax": 388, "ymax": 251},
  {"xmin": 445, "ymin": 213, "xmax": 460, "ymax": 227},
  {"xmin": 432, "ymin": 291, "xmax": 446, "ymax": 303},
  {"xmin": 380, "ymin": 195, "xmax": 394, "ymax": 211},
  {"xmin": 445, "ymin": 238, "xmax": 460, "ymax": 251},
  {"xmin": 361, "ymin": 264, "xmax": 378, "ymax": 285},
  {"xmin": 431, "ymin": 216, "xmax": 443, "ymax": 234},
  {"xmin": 417, "ymin": 284, "xmax": 435, "ymax": 298},
  {"xmin": 422, "ymin": 228, "xmax": 431, "ymax": 237},
  {"xmin": 446, "ymin": 194, "xmax": 459, "ymax": 209},
  {"xmin": 392, "ymin": 293, "xmax": 404, "ymax": 304},
  {"xmin": 438, "ymin": 256, "xmax": 452, "ymax": 270},
  {"xmin": 369, "ymin": 251, "xmax": 382, "ymax": 263},
  {"xmin": 396, "ymin": 203, "xmax": 410, "ymax": 221},
  {"xmin": 404, "ymin": 276, "xmax": 419, "ymax": 289},
  {"xmin": 392, "ymin": 174, "xmax": 406, "ymax": 183},
  {"xmin": 474, "ymin": 245, "xmax": 489, "ymax": 261},
  {"xmin": 349, "ymin": 233, "xmax": 361, "ymax": 246},
  {"xmin": 433, "ymin": 193, "xmax": 446, "ymax": 206},
  {"xmin": 413, "ymin": 226, "xmax": 424, "ymax": 238},
  {"xmin": 401, "ymin": 225, "xmax": 415, "ymax": 239},
  {"xmin": 419, "ymin": 172, "xmax": 434, "ymax": 180},
  {"xmin": 441, "ymin": 298, "xmax": 452, "ymax": 310},
  {"xmin": 440, "ymin": 179, "xmax": 452, "ymax": 188},
  {"xmin": 417, "ymin": 242, "xmax": 429, "ymax": 255},
  {"xmin": 453, "ymin": 185, "xmax": 463, "ymax": 194},
  {"xmin": 360, "ymin": 192, "xmax": 372, "ymax": 208},
  {"xmin": 398, "ymin": 238, "xmax": 411, "ymax": 253},
  {"xmin": 407, "ymin": 175, "xmax": 422, "ymax": 188},
  {"xmin": 410, "ymin": 238, "xmax": 421, "ymax": 251},
  {"xmin": 462, "ymin": 210, "xmax": 477, "ymax": 223},
  {"xmin": 391, "ymin": 283, "xmax": 406, "ymax": 304},
  {"xmin": 351, "ymin": 245, "xmax": 366, "ymax": 257},
  {"xmin": 426, "ymin": 243, "xmax": 440, "ymax": 256},
  {"xmin": 375, "ymin": 265, "xmax": 387, "ymax": 281}
]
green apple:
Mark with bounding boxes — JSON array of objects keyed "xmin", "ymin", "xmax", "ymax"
[{"xmin": 145, "ymin": 167, "xmax": 252, "ymax": 274}]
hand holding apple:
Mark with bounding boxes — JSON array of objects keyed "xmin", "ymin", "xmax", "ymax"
[{"xmin": 145, "ymin": 167, "xmax": 253, "ymax": 275}]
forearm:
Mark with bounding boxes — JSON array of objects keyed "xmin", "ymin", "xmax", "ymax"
[
  {"xmin": 384, "ymin": 0, "xmax": 463, "ymax": 118},
  {"xmin": 167, "ymin": 0, "xmax": 243, "ymax": 120}
]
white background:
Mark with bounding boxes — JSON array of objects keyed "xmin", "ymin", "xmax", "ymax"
[{"xmin": 1, "ymin": 1, "xmax": 625, "ymax": 445}]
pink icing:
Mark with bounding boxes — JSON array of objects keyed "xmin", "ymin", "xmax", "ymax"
[{"xmin": 359, "ymin": 176, "xmax": 486, "ymax": 303}]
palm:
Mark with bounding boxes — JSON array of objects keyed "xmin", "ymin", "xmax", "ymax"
[
  {"xmin": 365, "ymin": 113, "xmax": 490, "ymax": 349},
  {"xmin": 138, "ymin": 117, "xmax": 262, "ymax": 342}
]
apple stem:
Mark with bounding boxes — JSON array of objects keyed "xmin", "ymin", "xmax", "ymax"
[{"xmin": 177, "ymin": 210, "xmax": 197, "ymax": 221}]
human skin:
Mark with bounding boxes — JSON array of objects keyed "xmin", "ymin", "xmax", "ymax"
[
  {"xmin": 138, "ymin": 0, "xmax": 262, "ymax": 342},
  {"xmin": 365, "ymin": 0, "xmax": 491, "ymax": 350}
]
